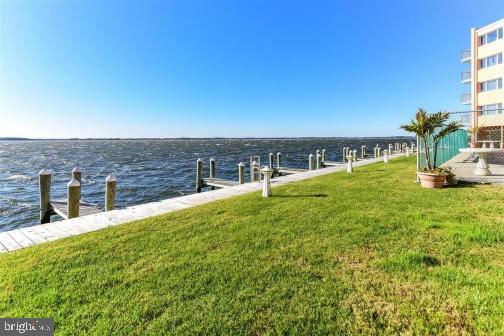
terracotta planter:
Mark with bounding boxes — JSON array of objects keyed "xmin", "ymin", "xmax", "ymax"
[{"xmin": 418, "ymin": 172, "xmax": 446, "ymax": 189}]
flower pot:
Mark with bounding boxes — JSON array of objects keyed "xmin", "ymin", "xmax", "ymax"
[{"xmin": 418, "ymin": 172, "xmax": 446, "ymax": 189}]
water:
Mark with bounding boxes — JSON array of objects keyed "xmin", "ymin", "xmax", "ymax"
[{"xmin": 0, "ymin": 137, "xmax": 413, "ymax": 231}]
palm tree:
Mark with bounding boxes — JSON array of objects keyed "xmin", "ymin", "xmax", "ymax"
[{"xmin": 400, "ymin": 109, "xmax": 462, "ymax": 172}]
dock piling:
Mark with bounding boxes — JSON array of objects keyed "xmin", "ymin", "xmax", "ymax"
[
  {"xmin": 209, "ymin": 158, "xmax": 216, "ymax": 190},
  {"xmin": 269, "ymin": 153, "xmax": 274, "ymax": 169},
  {"xmin": 67, "ymin": 177, "xmax": 80, "ymax": 219},
  {"xmin": 238, "ymin": 162, "xmax": 245, "ymax": 184},
  {"xmin": 308, "ymin": 154, "xmax": 314, "ymax": 171},
  {"xmin": 105, "ymin": 174, "xmax": 116, "ymax": 211},
  {"xmin": 384, "ymin": 150, "xmax": 389, "ymax": 163},
  {"xmin": 316, "ymin": 152, "xmax": 322, "ymax": 169},
  {"xmin": 39, "ymin": 169, "xmax": 52, "ymax": 224},
  {"xmin": 352, "ymin": 149, "xmax": 357, "ymax": 162},
  {"xmin": 321, "ymin": 149, "xmax": 326, "ymax": 164},
  {"xmin": 196, "ymin": 159, "xmax": 203, "ymax": 193},
  {"xmin": 251, "ymin": 161, "xmax": 260, "ymax": 182},
  {"xmin": 361, "ymin": 145, "xmax": 366, "ymax": 158}
]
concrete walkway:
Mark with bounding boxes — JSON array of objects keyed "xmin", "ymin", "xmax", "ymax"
[{"xmin": 0, "ymin": 154, "xmax": 404, "ymax": 253}]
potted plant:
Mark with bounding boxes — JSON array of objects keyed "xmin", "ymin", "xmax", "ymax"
[
  {"xmin": 468, "ymin": 127, "xmax": 480, "ymax": 148},
  {"xmin": 400, "ymin": 109, "xmax": 462, "ymax": 188}
]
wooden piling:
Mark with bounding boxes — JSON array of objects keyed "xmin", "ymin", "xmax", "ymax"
[
  {"xmin": 196, "ymin": 159, "xmax": 203, "ymax": 193},
  {"xmin": 238, "ymin": 162, "xmax": 245, "ymax": 184},
  {"xmin": 321, "ymin": 149, "xmax": 326, "ymax": 163},
  {"xmin": 105, "ymin": 174, "xmax": 116, "ymax": 211},
  {"xmin": 384, "ymin": 150, "xmax": 389, "ymax": 163},
  {"xmin": 352, "ymin": 149, "xmax": 357, "ymax": 162},
  {"xmin": 251, "ymin": 161, "xmax": 259, "ymax": 182},
  {"xmin": 269, "ymin": 152, "xmax": 274, "ymax": 169},
  {"xmin": 361, "ymin": 145, "xmax": 366, "ymax": 158},
  {"xmin": 67, "ymin": 177, "xmax": 80, "ymax": 219},
  {"xmin": 72, "ymin": 167, "xmax": 81, "ymax": 200},
  {"xmin": 39, "ymin": 169, "xmax": 52, "ymax": 224},
  {"xmin": 308, "ymin": 153, "xmax": 314, "ymax": 171},
  {"xmin": 209, "ymin": 158, "xmax": 216, "ymax": 178},
  {"xmin": 276, "ymin": 152, "xmax": 282, "ymax": 176},
  {"xmin": 316, "ymin": 152, "xmax": 322, "ymax": 169}
]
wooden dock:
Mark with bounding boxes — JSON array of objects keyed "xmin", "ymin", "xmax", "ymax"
[
  {"xmin": 0, "ymin": 152, "xmax": 407, "ymax": 253},
  {"xmin": 50, "ymin": 200, "xmax": 102, "ymax": 219}
]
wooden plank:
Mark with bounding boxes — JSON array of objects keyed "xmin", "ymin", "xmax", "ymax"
[
  {"xmin": 19, "ymin": 227, "xmax": 48, "ymax": 244},
  {"xmin": 51, "ymin": 200, "xmax": 102, "ymax": 219},
  {"xmin": 0, "ymin": 232, "xmax": 22, "ymax": 251},
  {"xmin": 7, "ymin": 230, "xmax": 35, "ymax": 248},
  {"xmin": 202, "ymin": 178, "xmax": 239, "ymax": 188}
]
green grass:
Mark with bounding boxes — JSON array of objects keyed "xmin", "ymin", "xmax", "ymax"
[{"xmin": 1, "ymin": 157, "xmax": 503, "ymax": 335}]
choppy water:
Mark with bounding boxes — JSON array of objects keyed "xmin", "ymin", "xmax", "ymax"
[{"xmin": 0, "ymin": 138, "xmax": 412, "ymax": 231}]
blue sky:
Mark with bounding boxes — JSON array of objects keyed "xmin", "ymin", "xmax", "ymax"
[{"xmin": 0, "ymin": 0, "xmax": 502, "ymax": 138}]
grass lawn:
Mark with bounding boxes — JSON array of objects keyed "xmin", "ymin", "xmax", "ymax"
[{"xmin": 0, "ymin": 156, "xmax": 503, "ymax": 335}]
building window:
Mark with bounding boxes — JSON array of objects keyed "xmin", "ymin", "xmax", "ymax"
[
  {"xmin": 480, "ymin": 27, "xmax": 503, "ymax": 45},
  {"xmin": 479, "ymin": 53, "xmax": 503, "ymax": 68},
  {"xmin": 480, "ymin": 78, "xmax": 503, "ymax": 91},
  {"xmin": 481, "ymin": 103, "xmax": 503, "ymax": 115}
]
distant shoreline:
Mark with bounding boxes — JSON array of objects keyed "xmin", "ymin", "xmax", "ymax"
[{"xmin": 0, "ymin": 136, "xmax": 414, "ymax": 141}]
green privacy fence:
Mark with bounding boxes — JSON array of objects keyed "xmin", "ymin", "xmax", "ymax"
[{"xmin": 418, "ymin": 129, "xmax": 469, "ymax": 169}]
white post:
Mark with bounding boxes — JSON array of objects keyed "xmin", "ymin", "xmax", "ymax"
[
  {"xmin": 308, "ymin": 153, "xmax": 314, "ymax": 171},
  {"xmin": 261, "ymin": 166, "xmax": 274, "ymax": 197},
  {"xmin": 316, "ymin": 152, "xmax": 322, "ymax": 169},
  {"xmin": 388, "ymin": 144, "xmax": 393, "ymax": 155},
  {"xmin": 383, "ymin": 150, "xmax": 389, "ymax": 163},
  {"xmin": 361, "ymin": 145, "xmax": 366, "ymax": 158},
  {"xmin": 406, "ymin": 147, "xmax": 410, "ymax": 157},
  {"xmin": 352, "ymin": 149, "xmax": 357, "ymax": 162},
  {"xmin": 346, "ymin": 156, "xmax": 353, "ymax": 172}
]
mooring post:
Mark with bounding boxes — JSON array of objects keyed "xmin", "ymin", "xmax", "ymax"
[
  {"xmin": 39, "ymin": 169, "xmax": 52, "ymax": 224},
  {"xmin": 383, "ymin": 150, "xmax": 389, "ymax": 163},
  {"xmin": 72, "ymin": 167, "xmax": 81, "ymax": 201},
  {"xmin": 209, "ymin": 157, "xmax": 216, "ymax": 190},
  {"xmin": 406, "ymin": 147, "xmax": 410, "ymax": 157},
  {"xmin": 308, "ymin": 153, "xmax": 314, "ymax": 171},
  {"xmin": 196, "ymin": 158, "xmax": 203, "ymax": 193},
  {"xmin": 361, "ymin": 145, "xmax": 366, "ymax": 158},
  {"xmin": 238, "ymin": 162, "xmax": 245, "ymax": 184},
  {"xmin": 374, "ymin": 145, "xmax": 379, "ymax": 158},
  {"xmin": 67, "ymin": 177, "xmax": 80, "ymax": 219},
  {"xmin": 316, "ymin": 152, "xmax": 322, "ymax": 169},
  {"xmin": 261, "ymin": 166, "xmax": 274, "ymax": 197},
  {"xmin": 105, "ymin": 174, "xmax": 116, "ymax": 211},
  {"xmin": 377, "ymin": 147, "xmax": 382, "ymax": 157},
  {"xmin": 276, "ymin": 152, "xmax": 282, "ymax": 176},
  {"xmin": 209, "ymin": 158, "xmax": 216, "ymax": 178},
  {"xmin": 388, "ymin": 144, "xmax": 393, "ymax": 155},
  {"xmin": 268, "ymin": 152, "xmax": 274, "ymax": 169},
  {"xmin": 251, "ymin": 161, "xmax": 259, "ymax": 182},
  {"xmin": 352, "ymin": 149, "xmax": 357, "ymax": 162}
]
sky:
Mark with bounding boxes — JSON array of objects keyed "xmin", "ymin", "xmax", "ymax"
[{"xmin": 0, "ymin": 0, "xmax": 503, "ymax": 138}]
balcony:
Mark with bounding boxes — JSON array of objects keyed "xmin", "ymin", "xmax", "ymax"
[
  {"xmin": 460, "ymin": 93, "xmax": 471, "ymax": 104},
  {"xmin": 461, "ymin": 51, "xmax": 471, "ymax": 63},
  {"xmin": 461, "ymin": 71, "xmax": 471, "ymax": 83}
]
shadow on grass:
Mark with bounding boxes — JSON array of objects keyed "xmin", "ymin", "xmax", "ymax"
[{"xmin": 274, "ymin": 194, "xmax": 329, "ymax": 198}]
